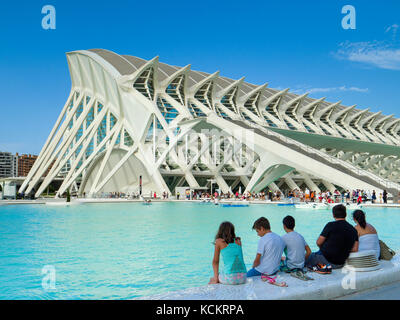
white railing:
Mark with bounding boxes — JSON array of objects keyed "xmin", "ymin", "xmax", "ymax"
[{"xmin": 240, "ymin": 120, "xmax": 400, "ymax": 192}]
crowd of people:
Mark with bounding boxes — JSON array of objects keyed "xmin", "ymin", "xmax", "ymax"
[
  {"xmin": 209, "ymin": 204, "xmax": 381, "ymax": 286},
  {"xmin": 87, "ymin": 191, "xmax": 141, "ymax": 199},
  {"xmin": 172, "ymin": 188, "xmax": 389, "ymax": 204},
  {"xmin": 286, "ymin": 188, "xmax": 388, "ymax": 204},
  {"xmin": 87, "ymin": 188, "xmax": 390, "ymax": 205}
]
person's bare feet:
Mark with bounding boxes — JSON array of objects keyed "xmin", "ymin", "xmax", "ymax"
[{"xmin": 209, "ymin": 277, "xmax": 219, "ymax": 284}]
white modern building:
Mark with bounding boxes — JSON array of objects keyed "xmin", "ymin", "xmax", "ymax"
[{"xmin": 19, "ymin": 49, "xmax": 400, "ymax": 199}]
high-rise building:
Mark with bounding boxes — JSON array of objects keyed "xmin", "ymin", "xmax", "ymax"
[{"xmin": 0, "ymin": 152, "xmax": 17, "ymax": 178}]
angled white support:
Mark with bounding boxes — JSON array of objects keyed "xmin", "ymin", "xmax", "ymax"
[
  {"xmin": 357, "ymin": 111, "xmax": 383, "ymax": 143},
  {"xmin": 56, "ymin": 119, "xmax": 123, "ymax": 196},
  {"xmin": 372, "ymin": 114, "xmax": 395, "ymax": 144},
  {"xmin": 284, "ymin": 175, "xmax": 300, "ymax": 190},
  {"xmin": 35, "ymin": 105, "xmax": 108, "ymax": 197},
  {"xmin": 299, "ymin": 171, "xmax": 321, "ymax": 193},
  {"xmin": 19, "ymin": 91, "xmax": 74, "ymax": 194},
  {"xmin": 279, "ymin": 93, "xmax": 308, "ymax": 115},
  {"xmin": 117, "ymin": 56, "xmax": 159, "ymax": 91},
  {"xmin": 345, "ymin": 107, "xmax": 369, "ymax": 125},
  {"xmin": 260, "ymin": 89, "xmax": 289, "ymax": 112},
  {"xmin": 313, "ymin": 101, "xmax": 342, "ymax": 137},
  {"xmin": 93, "ymin": 144, "xmax": 139, "ymax": 194},
  {"xmin": 244, "ymin": 151, "xmax": 292, "ymax": 193},
  {"xmin": 238, "ymin": 83, "xmax": 268, "ymax": 105},
  {"xmin": 251, "ymin": 164, "xmax": 293, "ymax": 194},
  {"xmin": 298, "ymin": 97, "xmax": 325, "ymax": 117},
  {"xmin": 321, "ymin": 180, "xmax": 336, "ymax": 193},
  {"xmin": 89, "ymin": 122, "xmax": 123, "ymax": 195},
  {"xmin": 267, "ymin": 182, "xmax": 281, "ymax": 193},
  {"xmin": 26, "ymin": 94, "xmax": 93, "ymax": 194},
  {"xmin": 214, "ymin": 77, "xmax": 245, "ymax": 115}
]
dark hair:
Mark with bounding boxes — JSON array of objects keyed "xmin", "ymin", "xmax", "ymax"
[
  {"xmin": 332, "ymin": 204, "xmax": 347, "ymax": 219},
  {"xmin": 283, "ymin": 215, "xmax": 295, "ymax": 230},
  {"xmin": 353, "ymin": 210, "xmax": 367, "ymax": 229},
  {"xmin": 252, "ymin": 217, "xmax": 270, "ymax": 231},
  {"xmin": 215, "ymin": 221, "xmax": 236, "ymax": 244}
]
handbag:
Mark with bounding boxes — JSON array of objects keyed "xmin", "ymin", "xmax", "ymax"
[{"xmin": 379, "ymin": 240, "xmax": 396, "ymax": 260}]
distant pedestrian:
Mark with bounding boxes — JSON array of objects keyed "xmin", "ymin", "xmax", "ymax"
[
  {"xmin": 357, "ymin": 194, "xmax": 362, "ymax": 205},
  {"xmin": 371, "ymin": 190, "xmax": 376, "ymax": 204},
  {"xmin": 383, "ymin": 190, "xmax": 388, "ymax": 204}
]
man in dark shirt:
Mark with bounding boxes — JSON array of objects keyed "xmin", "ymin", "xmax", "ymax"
[{"xmin": 306, "ymin": 204, "xmax": 359, "ymax": 269}]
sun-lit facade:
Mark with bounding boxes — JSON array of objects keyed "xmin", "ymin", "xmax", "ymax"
[{"xmin": 19, "ymin": 49, "xmax": 400, "ymax": 199}]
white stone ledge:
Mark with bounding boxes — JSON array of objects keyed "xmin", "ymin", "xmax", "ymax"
[{"xmin": 139, "ymin": 256, "xmax": 400, "ymax": 300}]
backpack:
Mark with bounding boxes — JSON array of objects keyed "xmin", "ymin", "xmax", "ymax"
[{"xmin": 379, "ymin": 240, "xmax": 396, "ymax": 260}]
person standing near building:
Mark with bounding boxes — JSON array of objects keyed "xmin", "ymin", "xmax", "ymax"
[
  {"xmin": 346, "ymin": 190, "xmax": 350, "ymax": 204},
  {"xmin": 357, "ymin": 193, "xmax": 362, "ymax": 205},
  {"xmin": 305, "ymin": 188, "xmax": 310, "ymax": 202},
  {"xmin": 366, "ymin": 190, "xmax": 371, "ymax": 203},
  {"xmin": 383, "ymin": 190, "xmax": 388, "ymax": 204}
]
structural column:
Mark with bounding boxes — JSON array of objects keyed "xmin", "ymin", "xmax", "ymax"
[{"xmin": 300, "ymin": 171, "xmax": 321, "ymax": 193}]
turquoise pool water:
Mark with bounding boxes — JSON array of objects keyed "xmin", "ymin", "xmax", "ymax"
[{"xmin": 0, "ymin": 202, "xmax": 398, "ymax": 299}]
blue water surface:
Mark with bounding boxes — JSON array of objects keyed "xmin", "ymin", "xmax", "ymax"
[{"xmin": 0, "ymin": 202, "xmax": 398, "ymax": 299}]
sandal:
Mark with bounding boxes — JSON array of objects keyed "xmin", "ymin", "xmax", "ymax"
[
  {"xmin": 290, "ymin": 270, "xmax": 314, "ymax": 281},
  {"xmin": 261, "ymin": 274, "xmax": 288, "ymax": 287}
]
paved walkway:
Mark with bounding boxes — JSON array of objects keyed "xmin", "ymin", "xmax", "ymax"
[
  {"xmin": 139, "ymin": 256, "xmax": 400, "ymax": 300},
  {"xmin": 337, "ymin": 280, "xmax": 400, "ymax": 300},
  {"xmin": 2, "ymin": 198, "xmax": 400, "ymax": 207}
]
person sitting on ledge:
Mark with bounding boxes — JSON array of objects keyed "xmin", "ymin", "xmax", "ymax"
[
  {"xmin": 281, "ymin": 215, "xmax": 311, "ymax": 272},
  {"xmin": 247, "ymin": 217, "xmax": 285, "ymax": 277},
  {"xmin": 209, "ymin": 221, "xmax": 247, "ymax": 285},
  {"xmin": 306, "ymin": 204, "xmax": 359, "ymax": 271},
  {"xmin": 353, "ymin": 209, "xmax": 380, "ymax": 260}
]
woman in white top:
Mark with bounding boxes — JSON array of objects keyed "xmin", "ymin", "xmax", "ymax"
[{"xmin": 352, "ymin": 210, "xmax": 380, "ymax": 259}]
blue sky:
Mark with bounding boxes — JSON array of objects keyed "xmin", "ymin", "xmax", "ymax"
[{"xmin": 1, "ymin": 0, "xmax": 399, "ymax": 154}]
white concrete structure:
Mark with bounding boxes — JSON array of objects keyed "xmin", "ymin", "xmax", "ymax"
[
  {"xmin": 19, "ymin": 49, "xmax": 400, "ymax": 198},
  {"xmin": 138, "ymin": 256, "xmax": 400, "ymax": 300}
]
